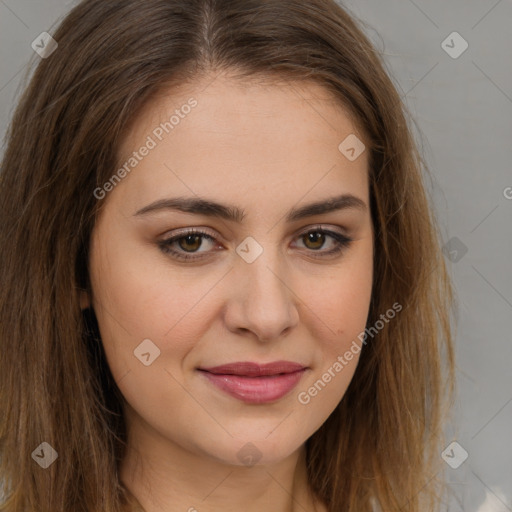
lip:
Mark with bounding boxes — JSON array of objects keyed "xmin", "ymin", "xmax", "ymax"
[{"xmin": 198, "ymin": 361, "xmax": 308, "ymax": 404}]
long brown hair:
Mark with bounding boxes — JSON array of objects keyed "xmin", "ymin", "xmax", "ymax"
[{"xmin": 0, "ymin": 1, "xmax": 455, "ymax": 510}]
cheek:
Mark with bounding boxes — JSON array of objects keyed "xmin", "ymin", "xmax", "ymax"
[
  {"xmin": 89, "ymin": 235, "xmax": 217, "ymax": 382},
  {"xmin": 308, "ymin": 243, "xmax": 373, "ymax": 347},
  {"xmin": 89, "ymin": 251, "xmax": 217, "ymax": 425},
  {"xmin": 294, "ymin": 245, "xmax": 372, "ymax": 416}
]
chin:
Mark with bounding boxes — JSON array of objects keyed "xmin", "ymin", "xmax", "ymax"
[{"xmin": 195, "ymin": 433, "xmax": 304, "ymax": 468}]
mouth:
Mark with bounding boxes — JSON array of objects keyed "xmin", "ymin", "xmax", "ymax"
[{"xmin": 197, "ymin": 361, "xmax": 308, "ymax": 404}]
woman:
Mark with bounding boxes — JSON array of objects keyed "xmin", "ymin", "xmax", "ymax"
[{"xmin": 0, "ymin": 1, "xmax": 455, "ymax": 511}]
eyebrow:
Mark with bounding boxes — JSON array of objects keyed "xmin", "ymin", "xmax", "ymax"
[{"xmin": 134, "ymin": 194, "xmax": 367, "ymax": 223}]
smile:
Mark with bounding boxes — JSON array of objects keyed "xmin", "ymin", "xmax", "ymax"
[{"xmin": 197, "ymin": 361, "xmax": 308, "ymax": 404}]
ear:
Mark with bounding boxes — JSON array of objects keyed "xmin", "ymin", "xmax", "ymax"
[{"xmin": 79, "ymin": 289, "xmax": 91, "ymax": 310}]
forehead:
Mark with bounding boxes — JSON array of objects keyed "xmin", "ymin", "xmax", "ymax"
[
  {"xmin": 122, "ymin": 72, "xmax": 365, "ymax": 151},
  {"xmin": 111, "ymin": 73, "xmax": 369, "ymax": 215}
]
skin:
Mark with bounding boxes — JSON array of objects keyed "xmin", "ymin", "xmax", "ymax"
[{"xmin": 82, "ymin": 71, "xmax": 374, "ymax": 512}]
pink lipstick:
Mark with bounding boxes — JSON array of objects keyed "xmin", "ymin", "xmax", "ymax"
[{"xmin": 198, "ymin": 361, "xmax": 307, "ymax": 404}]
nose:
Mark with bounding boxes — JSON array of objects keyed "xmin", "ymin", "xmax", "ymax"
[{"xmin": 224, "ymin": 251, "xmax": 299, "ymax": 342}]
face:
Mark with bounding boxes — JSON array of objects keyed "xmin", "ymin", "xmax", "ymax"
[{"xmin": 85, "ymin": 73, "xmax": 374, "ymax": 468}]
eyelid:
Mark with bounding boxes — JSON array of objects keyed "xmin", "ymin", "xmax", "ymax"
[
  {"xmin": 296, "ymin": 224, "xmax": 350, "ymax": 238},
  {"xmin": 160, "ymin": 226, "xmax": 218, "ymax": 240},
  {"xmin": 159, "ymin": 224, "xmax": 349, "ymax": 241}
]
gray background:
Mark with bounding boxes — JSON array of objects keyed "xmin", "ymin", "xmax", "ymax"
[{"xmin": 1, "ymin": 1, "xmax": 511, "ymax": 510}]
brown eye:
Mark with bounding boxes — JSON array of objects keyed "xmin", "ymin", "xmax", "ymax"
[
  {"xmin": 293, "ymin": 228, "xmax": 353, "ymax": 258},
  {"xmin": 159, "ymin": 229, "xmax": 219, "ymax": 261},
  {"xmin": 178, "ymin": 234, "xmax": 203, "ymax": 252},
  {"xmin": 302, "ymin": 232, "xmax": 326, "ymax": 250},
  {"xmin": 159, "ymin": 227, "xmax": 353, "ymax": 262}
]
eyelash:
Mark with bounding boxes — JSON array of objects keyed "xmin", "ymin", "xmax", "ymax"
[{"xmin": 158, "ymin": 226, "xmax": 353, "ymax": 262}]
